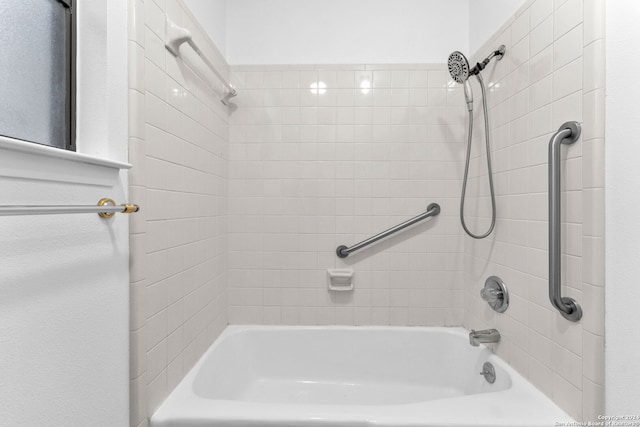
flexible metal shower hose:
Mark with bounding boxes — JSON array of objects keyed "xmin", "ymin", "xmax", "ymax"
[{"xmin": 460, "ymin": 72, "xmax": 497, "ymax": 239}]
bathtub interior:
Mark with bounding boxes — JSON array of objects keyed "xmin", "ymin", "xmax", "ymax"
[{"xmin": 192, "ymin": 327, "xmax": 512, "ymax": 405}]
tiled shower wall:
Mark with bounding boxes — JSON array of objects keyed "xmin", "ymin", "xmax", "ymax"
[
  {"xmin": 128, "ymin": 0, "xmax": 229, "ymax": 425},
  {"xmin": 461, "ymin": 0, "xmax": 605, "ymax": 421},
  {"xmin": 227, "ymin": 65, "xmax": 468, "ymax": 326},
  {"xmin": 226, "ymin": 0, "xmax": 605, "ymax": 421},
  {"xmin": 127, "ymin": 0, "xmax": 605, "ymax": 423}
]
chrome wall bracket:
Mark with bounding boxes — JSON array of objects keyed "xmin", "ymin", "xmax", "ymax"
[{"xmin": 481, "ymin": 276, "xmax": 509, "ymax": 313}]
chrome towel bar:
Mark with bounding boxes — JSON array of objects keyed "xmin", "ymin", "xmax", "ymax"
[
  {"xmin": 548, "ymin": 122, "xmax": 582, "ymax": 321},
  {"xmin": 336, "ymin": 203, "xmax": 440, "ymax": 258},
  {"xmin": 0, "ymin": 198, "xmax": 139, "ymax": 218}
]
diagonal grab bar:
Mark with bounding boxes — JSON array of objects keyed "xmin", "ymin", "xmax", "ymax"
[
  {"xmin": 548, "ymin": 122, "xmax": 583, "ymax": 321},
  {"xmin": 336, "ymin": 203, "xmax": 440, "ymax": 258}
]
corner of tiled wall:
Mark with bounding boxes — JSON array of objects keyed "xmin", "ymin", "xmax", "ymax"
[
  {"xmin": 579, "ymin": 0, "xmax": 606, "ymax": 420},
  {"xmin": 128, "ymin": 0, "xmax": 230, "ymax": 425},
  {"xmin": 461, "ymin": 0, "xmax": 605, "ymax": 421}
]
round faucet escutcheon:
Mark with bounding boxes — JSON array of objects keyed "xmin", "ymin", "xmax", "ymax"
[{"xmin": 480, "ymin": 362, "xmax": 496, "ymax": 384}]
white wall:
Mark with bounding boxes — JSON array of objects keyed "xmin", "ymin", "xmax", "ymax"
[
  {"xmin": 468, "ymin": 0, "xmax": 527, "ymax": 55},
  {"xmin": 605, "ymin": 0, "xmax": 640, "ymax": 413},
  {"xmin": 183, "ymin": 0, "xmax": 227, "ymax": 57},
  {"xmin": 0, "ymin": 0, "xmax": 130, "ymax": 425},
  {"xmin": 225, "ymin": 0, "xmax": 469, "ymax": 64},
  {"xmin": 184, "ymin": 0, "xmax": 533, "ymax": 66}
]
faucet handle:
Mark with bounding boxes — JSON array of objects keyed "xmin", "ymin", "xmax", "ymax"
[
  {"xmin": 480, "ymin": 276, "xmax": 509, "ymax": 313},
  {"xmin": 479, "ymin": 362, "xmax": 496, "ymax": 383},
  {"xmin": 480, "ymin": 287, "xmax": 502, "ymax": 303}
]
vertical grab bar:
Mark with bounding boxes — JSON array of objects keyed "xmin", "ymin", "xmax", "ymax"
[{"xmin": 548, "ymin": 121, "xmax": 583, "ymax": 322}]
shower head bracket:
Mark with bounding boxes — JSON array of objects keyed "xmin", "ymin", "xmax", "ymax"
[{"xmin": 470, "ymin": 45, "xmax": 507, "ymax": 75}]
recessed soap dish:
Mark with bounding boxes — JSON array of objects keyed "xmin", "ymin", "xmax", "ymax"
[{"xmin": 327, "ymin": 269, "xmax": 354, "ymax": 291}]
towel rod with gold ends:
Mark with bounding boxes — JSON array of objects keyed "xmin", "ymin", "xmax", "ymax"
[
  {"xmin": 336, "ymin": 203, "xmax": 441, "ymax": 258},
  {"xmin": 0, "ymin": 198, "xmax": 139, "ymax": 218}
]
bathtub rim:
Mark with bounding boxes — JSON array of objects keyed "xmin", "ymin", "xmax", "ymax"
[{"xmin": 151, "ymin": 325, "xmax": 575, "ymax": 427}]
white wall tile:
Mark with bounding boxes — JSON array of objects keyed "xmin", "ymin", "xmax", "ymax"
[
  {"xmin": 229, "ymin": 64, "xmax": 462, "ymax": 330},
  {"xmin": 462, "ymin": 0, "xmax": 604, "ymax": 420},
  {"xmin": 529, "ymin": 75, "xmax": 553, "ymax": 111},
  {"xmin": 553, "ymin": 0, "xmax": 582, "ymax": 39},
  {"xmin": 511, "ymin": 8, "xmax": 530, "ymax": 45},
  {"xmin": 130, "ymin": 374, "xmax": 148, "ymax": 427},
  {"xmin": 583, "ymin": 40, "xmax": 605, "ymax": 93},
  {"xmin": 129, "ymin": 0, "xmax": 229, "ymax": 424},
  {"xmin": 553, "ymin": 373, "xmax": 582, "ymax": 420},
  {"xmin": 583, "ymin": 0, "xmax": 605, "ymax": 46},
  {"xmin": 529, "ymin": 45, "xmax": 553, "ymax": 83},
  {"xmin": 554, "ymin": 24, "xmax": 583, "ymax": 71},
  {"xmin": 582, "ymin": 89, "xmax": 605, "ymax": 140},
  {"xmin": 582, "ymin": 379, "xmax": 604, "ymax": 422},
  {"xmin": 583, "ymin": 331, "xmax": 604, "ymax": 385},
  {"xmin": 530, "ymin": 0, "xmax": 554, "ymax": 30}
]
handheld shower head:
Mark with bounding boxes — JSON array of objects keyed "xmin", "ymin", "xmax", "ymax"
[
  {"xmin": 463, "ymin": 80, "xmax": 473, "ymax": 111},
  {"xmin": 448, "ymin": 51, "xmax": 474, "ymax": 110},
  {"xmin": 448, "ymin": 51, "xmax": 470, "ymax": 84},
  {"xmin": 447, "ymin": 46, "xmax": 506, "ymax": 111},
  {"xmin": 449, "ymin": 47, "xmax": 505, "ymax": 240},
  {"xmin": 448, "ymin": 45, "xmax": 506, "ymax": 82}
]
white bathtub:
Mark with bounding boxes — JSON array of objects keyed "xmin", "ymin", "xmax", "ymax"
[{"xmin": 151, "ymin": 326, "xmax": 574, "ymax": 427}]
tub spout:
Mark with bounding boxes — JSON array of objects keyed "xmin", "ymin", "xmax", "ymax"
[{"xmin": 469, "ymin": 329, "xmax": 500, "ymax": 347}]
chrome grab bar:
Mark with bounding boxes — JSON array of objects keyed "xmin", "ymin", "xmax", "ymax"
[
  {"xmin": 165, "ymin": 18, "xmax": 237, "ymax": 105},
  {"xmin": 548, "ymin": 122, "xmax": 582, "ymax": 321},
  {"xmin": 0, "ymin": 198, "xmax": 139, "ymax": 218},
  {"xmin": 336, "ymin": 203, "xmax": 440, "ymax": 258}
]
